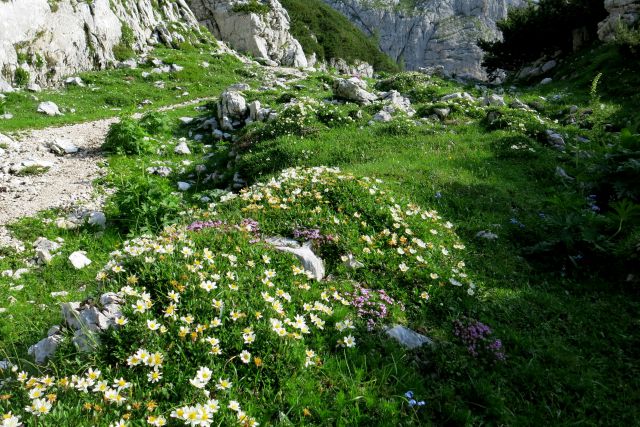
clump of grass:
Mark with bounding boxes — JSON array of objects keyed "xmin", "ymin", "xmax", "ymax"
[{"xmin": 15, "ymin": 165, "xmax": 48, "ymax": 176}]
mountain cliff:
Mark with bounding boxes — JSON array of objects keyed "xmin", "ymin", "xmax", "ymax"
[
  {"xmin": 320, "ymin": 0, "xmax": 527, "ymax": 79},
  {"xmin": 0, "ymin": 0, "xmax": 201, "ymax": 87}
]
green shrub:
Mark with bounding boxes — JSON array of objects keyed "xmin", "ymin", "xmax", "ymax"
[
  {"xmin": 139, "ymin": 111, "xmax": 172, "ymax": 136},
  {"xmin": 316, "ymin": 103, "xmax": 356, "ymax": 127},
  {"xmin": 613, "ymin": 23, "xmax": 640, "ymax": 58},
  {"xmin": 103, "ymin": 115, "xmax": 152, "ymax": 155},
  {"xmin": 13, "ymin": 68, "xmax": 30, "ymax": 87},
  {"xmin": 280, "ymin": 0, "xmax": 399, "ymax": 72},
  {"xmin": 479, "ymin": 0, "xmax": 607, "ymax": 72},
  {"xmin": 107, "ymin": 174, "xmax": 182, "ymax": 233},
  {"xmin": 231, "ymin": 0, "xmax": 270, "ymax": 14},
  {"xmin": 113, "ymin": 23, "xmax": 136, "ymax": 61}
]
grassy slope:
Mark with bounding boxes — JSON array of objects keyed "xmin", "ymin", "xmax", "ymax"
[
  {"xmin": 0, "ymin": 43, "xmax": 639, "ymax": 425},
  {"xmin": 280, "ymin": 0, "xmax": 399, "ymax": 72},
  {"xmin": 0, "ymin": 46, "xmax": 246, "ymax": 133}
]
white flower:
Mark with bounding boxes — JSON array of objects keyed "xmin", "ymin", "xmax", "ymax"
[{"xmin": 239, "ymin": 350, "xmax": 251, "ymax": 364}]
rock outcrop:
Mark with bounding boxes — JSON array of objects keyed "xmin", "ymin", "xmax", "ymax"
[
  {"xmin": 187, "ymin": 0, "xmax": 307, "ymax": 67},
  {"xmin": 0, "ymin": 0, "xmax": 200, "ymax": 87},
  {"xmin": 321, "ymin": 0, "xmax": 526, "ymax": 79},
  {"xmin": 598, "ymin": 0, "xmax": 640, "ymax": 41}
]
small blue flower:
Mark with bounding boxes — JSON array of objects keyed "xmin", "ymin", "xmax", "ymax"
[
  {"xmin": 435, "ymin": 192, "xmax": 442, "ymax": 199},
  {"xmin": 417, "ymin": 401, "xmax": 426, "ymax": 407},
  {"xmin": 404, "ymin": 391, "xmax": 414, "ymax": 399},
  {"xmin": 408, "ymin": 399, "xmax": 417, "ymax": 407}
]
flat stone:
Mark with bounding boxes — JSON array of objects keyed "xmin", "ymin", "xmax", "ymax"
[
  {"xmin": 37, "ymin": 101, "xmax": 62, "ymax": 116},
  {"xmin": 69, "ymin": 251, "xmax": 91, "ymax": 269},
  {"xmin": 48, "ymin": 138, "xmax": 79, "ymax": 155},
  {"xmin": 266, "ymin": 237, "xmax": 325, "ymax": 281},
  {"xmin": 385, "ymin": 325, "xmax": 433, "ymax": 349},
  {"xmin": 87, "ymin": 211, "xmax": 106, "ymax": 228},
  {"xmin": 28, "ymin": 334, "xmax": 63, "ymax": 364}
]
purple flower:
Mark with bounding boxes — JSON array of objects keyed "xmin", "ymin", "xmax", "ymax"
[
  {"xmin": 404, "ymin": 391, "xmax": 414, "ymax": 399},
  {"xmin": 187, "ymin": 220, "xmax": 223, "ymax": 232}
]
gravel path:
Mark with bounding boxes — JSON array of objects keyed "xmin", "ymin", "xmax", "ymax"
[{"xmin": 0, "ymin": 97, "xmax": 215, "ymax": 249}]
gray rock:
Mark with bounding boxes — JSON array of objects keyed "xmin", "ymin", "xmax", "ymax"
[
  {"xmin": 332, "ymin": 78, "xmax": 378, "ymax": 105},
  {"xmin": 28, "ymin": 334, "xmax": 63, "ymax": 364},
  {"xmin": 64, "ymin": 76, "xmax": 84, "ymax": 87},
  {"xmin": 228, "ymin": 83, "xmax": 251, "ymax": 91},
  {"xmin": 482, "ymin": 94, "xmax": 506, "ymax": 107},
  {"xmin": 476, "ymin": 230, "xmax": 499, "ymax": 240},
  {"xmin": 100, "ymin": 292, "xmax": 122, "ymax": 306},
  {"xmin": 33, "ymin": 237, "xmax": 61, "ymax": 253},
  {"xmin": 541, "ymin": 60, "xmax": 557, "ymax": 73},
  {"xmin": 323, "ymin": 0, "xmax": 526, "ymax": 79},
  {"xmin": 79, "ymin": 306, "xmax": 110, "ymax": 330},
  {"xmin": 27, "ymin": 83, "xmax": 42, "ymax": 92},
  {"xmin": 174, "ymin": 140, "xmax": 191, "ymax": 155},
  {"xmin": 61, "ymin": 302, "xmax": 82, "ymax": 329},
  {"xmin": 441, "ymin": 92, "xmax": 475, "ymax": 103},
  {"xmin": 189, "ymin": 0, "xmax": 307, "ymax": 67},
  {"xmin": 0, "ymin": 80, "xmax": 14, "ymax": 93},
  {"xmin": 37, "ymin": 101, "xmax": 62, "ymax": 116},
  {"xmin": 385, "ymin": 325, "xmax": 433, "ymax": 349},
  {"xmin": 48, "ymin": 138, "xmax": 79, "ymax": 155},
  {"xmin": 545, "ymin": 130, "xmax": 565, "ymax": 149},
  {"xmin": 218, "ymin": 89, "xmax": 248, "ymax": 121},
  {"xmin": 87, "ymin": 211, "xmax": 106, "ymax": 228},
  {"xmin": 73, "ymin": 328, "xmax": 100, "ymax": 353},
  {"xmin": 147, "ymin": 166, "xmax": 173, "ymax": 177},
  {"xmin": 433, "ymin": 108, "xmax": 450, "ymax": 120},
  {"xmin": 373, "ymin": 110, "xmax": 393, "ymax": 122},
  {"xmin": 68, "ymin": 251, "xmax": 91, "ymax": 269},
  {"xmin": 0, "ymin": 0, "xmax": 199, "ymax": 86},
  {"xmin": 179, "ymin": 117, "xmax": 194, "ymax": 124},
  {"xmin": 598, "ymin": 0, "xmax": 640, "ymax": 41},
  {"xmin": 266, "ymin": 237, "xmax": 325, "ymax": 281},
  {"xmin": 540, "ymin": 77, "xmax": 553, "ymax": 85}
]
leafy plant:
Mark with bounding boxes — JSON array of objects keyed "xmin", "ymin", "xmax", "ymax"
[
  {"xmin": 103, "ymin": 115, "xmax": 152, "ymax": 155},
  {"xmin": 107, "ymin": 174, "xmax": 182, "ymax": 232},
  {"xmin": 13, "ymin": 68, "xmax": 30, "ymax": 87},
  {"xmin": 139, "ymin": 111, "xmax": 172, "ymax": 136},
  {"xmin": 231, "ymin": 0, "xmax": 270, "ymax": 15}
]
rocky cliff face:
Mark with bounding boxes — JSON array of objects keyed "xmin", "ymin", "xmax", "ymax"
[
  {"xmin": 0, "ymin": 0, "xmax": 200, "ymax": 87},
  {"xmin": 321, "ymin": 0, "xmax": 526, "ymax": 79},
  {"xmin": 598, "ymin": 0, "xmax": 640, "ymax": 41},
  {"xmin": 187, "ymin": 0, "xmax": 307, "ymax": 67}
]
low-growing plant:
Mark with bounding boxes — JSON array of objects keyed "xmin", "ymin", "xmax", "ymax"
[
  {"xmin": 107, "ymin": 174, "xmax": 182, "ymax": 232},
  {"xmin": 139, "ymin": 111, "xmax": 172, "ymax": 136},
  {"xmin": 103, "ymin": 115, "xmax": 152, "ymax": 155},
  {"xmin": 231, "ymin": 0, "xmax": 271, "ymax": 15},
  {"xmin": 13, "ymin": 68, "xmax": 30, "ymax": 87}
]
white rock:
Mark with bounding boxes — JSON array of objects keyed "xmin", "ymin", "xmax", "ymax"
[
  {"xmin": 540, "ymin": 77, "xmax": 553, "ymax": 85},
  {"xmin": 68, "ymin": 251, "xmax": 91, "ymax": 269},
  {"xmin": 373, "ymin": 110, "xmax": 393, "ymax": 122},
  {"xmin": 476, "ymin": 230, "xmax": 499, "ymax": 240},
  {"xmin": 385, "ymin": 325, "xmax": 433, "ymax": 349},
  {"xmin": 50, "ymin": 291, "xmax": 69, "ymax": 298},
  {"xmin": 73, "ymin": 328, "xmax": 100, "ymax": 353},
  {"xmin": 27, "ymin": 83, "xmax": 42, "ymax": 92},
  {"xmin": 100, "ymin": 292, "xmax": 122, "ymax": 306},
  {"xmin": 343, "ymin": 253, "xmax": 364, "ymax": 270},
  {"xmin": 541, "ymin": 60, "xmax": 557, "ymax": 73},
  {"xmin": 174, "ymin": 140, "xmax": 191, "ymax": 155},
  {"xmin": 88, "ymin": 211, "xmax": 107, "ymax": 228},
  {"xmin": 482, "ymin": 94, "xmax": 506, "ymax": 107},
  {"xmin": 64, "ymin": 76, "xmax": 85, "ymax": 87},
  {"xmin": 333, "ymin": 78, "xmax": 378, "ymax": 105},
  {"xmin": 37, "ymin": 101, "xmax": 62, "ymax": 116},
  {"xmin": 179, "ymin": 117, "xmax": 194, "ymax": 124},
  {"xmin": 266, "ymin": 237, "xmax": 325, "ymax": 281},
  {"xmin": 189, "ymin": 0, "xmax": 307, "ymax": 67},
  {"xmin": 48, "ymin": 138, "xmax": 79, "ymax": 155}
]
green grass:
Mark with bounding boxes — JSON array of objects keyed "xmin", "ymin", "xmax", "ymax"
[
  {"xmin": 280, "ymin": 0, "xmax": 399, "ymax": 72},
  {"xmin": 0, "ymin": 45, "xmax": 248, "ymax": 133},
  {"xmin": 0, "ymin": 43, "xmax": 638, "ymax": 426}
]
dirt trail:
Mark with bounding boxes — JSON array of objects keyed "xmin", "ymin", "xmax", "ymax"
[{"xmin": 0, "ymin": 97, "xmax": 215, "ymax": 248}]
